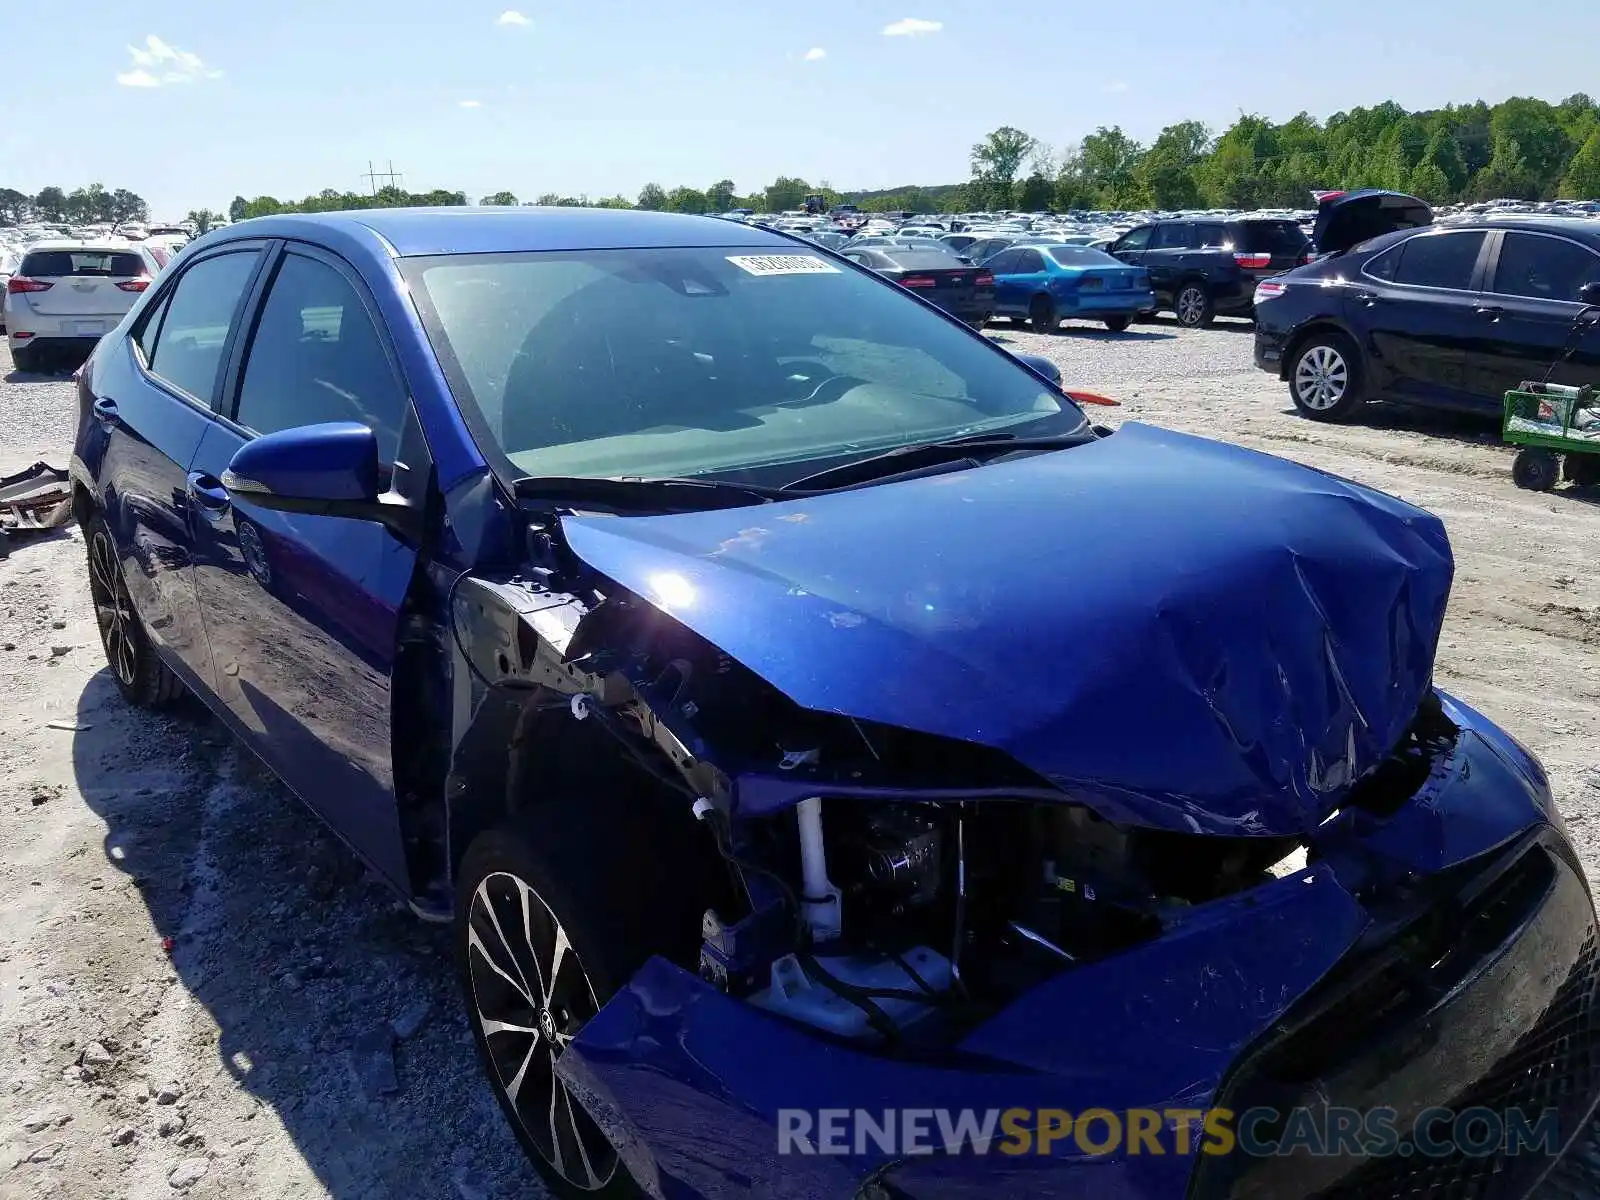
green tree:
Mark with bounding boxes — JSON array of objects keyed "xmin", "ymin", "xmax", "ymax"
[
  {"xmin": 1417, "ymin": 130, "xmax": 1469, "ymax": 196},
  {"xmin": 1408, "ymin": 162, "xmax": 1451, "ymax": 201},
  {"xmin": 593, "ymin": 195, "xmax": 634, "ymax": 209},
  {"xmin": 1490, "ymin": 97, "xmax": 1571, "ymax": 195},
  {"xmin": 1078, "ymin": 126, "xmax": 1144, "ymax": 205},
  {"xmin": 1561, "ymin": 129, "xmax": 1600, "ymax": 198},
  {"xmin": 665, "ymin": 186, "xmax": 709, "ymax": 214},
  {"xmin": 228, "ymin": 196, "xmax": 249, "ymax": 223},
  {"xmin": 706, "ymin": 179, "xmax": 737, "ymax": 211},
  {"xmin": 243, "ymin": 196, "xmax": 286, "ymax": 218},
  {"xmin": 1015, "ymin": 172, "xmax": 1054, "ymax": 211},
  {"xmin": 1469, "ymin": 137, "xmax": 1538, "ymax": 200},
  {"xmin": 33, "ymin": 187, "xmax": 66, "ymax": 222},
  {"xmin": 186, "ymin": 209, "xmax": 222, "ymax": 234},
  {"xmin": 109, "ymin": 189, "xmax": 148, "ymax": 224},
  {"xmin": 0, "ymin": 187, "xmax": 31, "ymax": 224},
  {"xmin": 637, "ymin": 183, "xmax": 667, "ymax": 210},
  {"xmin": 65, "ymin": 183, "xmax": 111, "ymax": 223},
  {"xmin": 763, "ymin": 176, "xmax": 811, "ymax": 211},
  {"xmin": 480, "ymin": 190, "xmax": 519, "ymax": 205},
  {"xmin": 969, "ymin": 126, "xmax": 1037, "ymax": 208}
]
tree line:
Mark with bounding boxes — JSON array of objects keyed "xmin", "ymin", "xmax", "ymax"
[
  {"xmin": 0, "ymin": 184, "xmax": 150, "ymax": 227},
  {"xmin": 10, "ymin": 94, "xmax": 1599, "ymax": 235}
]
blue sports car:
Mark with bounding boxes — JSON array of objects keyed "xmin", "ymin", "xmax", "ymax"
[
  {"xmin": 986, "ymin": 242, "xmax": 1156, "ymax": 333},
  {"xmin": 68, "ymin": 207, "xmax": 1600, "ymax": 1199}
]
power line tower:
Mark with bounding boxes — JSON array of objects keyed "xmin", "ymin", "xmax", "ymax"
[{"xmin": 362, "ymin": 160, "xmax": 405, "ymax": 196}]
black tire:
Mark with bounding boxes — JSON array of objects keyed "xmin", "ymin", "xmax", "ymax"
[
  {"xmin": 84, "ymin": 512, "xmax": 185, "ymax": 707},
  {"xmin": 1173, "ymin": 282, "xmax": 1214, "ymax": 328},
  {"xmin": 1029, "ymin": 295, "xmax": 1057, "ymax": 333},
  {"xmin": 1512, "ymin": 448, "xmax": 1560, "ymax": 492},
  {"xmin": 10, "ymin": 343, "xmax": 40, "ymax": 373},
  {"xmin": 1103, "ymin": 315, "xmax": 1132, "ymax": 333},
  {"xmin": 456, "ymin": 778, "xmax": 710, "ymax": 1198},
  {"xmin": 1564, "ymin": 453, "xmax": 1600, "ymax": 487},
  {"xmin": 1287, "ymin": 332, "xmax": 1365, "ymax": 423}
]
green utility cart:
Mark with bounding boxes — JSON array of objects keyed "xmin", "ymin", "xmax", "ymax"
[{"xmin": 1504, "ymin": 381, "xmax": 1600, "ymax": 491}]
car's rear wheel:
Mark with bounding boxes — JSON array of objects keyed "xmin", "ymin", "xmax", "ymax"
[
  {"xmin": 1103, "ymin": 315, "xmax": 1131, "ymax": 333},
  {"xmin": 1174, "ymin": 283, "xmax": 1213, "ymax": 328},
  {"xmin": 84, "ymin": 513, "xmax": 185, "ymax": 707},
  {"xmin": 1029, "ymin": 295, "xmax": 1057, "ymax": 333},
  {"xmin": 1289, "ymin": 334, "xmax": 1364, "ymax": 422},
  {"xmin": 10, "ymin": 343, "xmax": 40, "ymax": 373}
]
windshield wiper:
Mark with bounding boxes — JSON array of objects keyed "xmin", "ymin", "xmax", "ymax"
[
  {"xmin": 779, "ymin": 431, "xmax": 1093, "ymax": 494},
  {"xmin": 511, "ymin": 475, "xmax": 787, "ymax": 512}
]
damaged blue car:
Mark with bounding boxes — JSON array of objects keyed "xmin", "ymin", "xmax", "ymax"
[{"xmin": 69, "ymin": 207, "xmax": 1600, "ymax": 1199}]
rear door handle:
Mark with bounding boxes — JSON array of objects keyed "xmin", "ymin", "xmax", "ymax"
[
  {"xmin": 1475, "ymin": 305, "xmax": 1504, "ymax": 319},
  {"xmin": 186, "ymin": 472, "xmax": 231, "ymax": 518},
  {"xmin": 92, "ymin": 396, "xmax": 120, "ymax": 425},
  {"xmin": 1350, "ymin": 291, "xmax": 1382, "ymax": 306}
]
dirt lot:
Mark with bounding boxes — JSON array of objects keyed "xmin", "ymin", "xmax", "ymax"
[{"xmin": 4, "ymin": 320, "xmax": 1600, "ymax": 1198}]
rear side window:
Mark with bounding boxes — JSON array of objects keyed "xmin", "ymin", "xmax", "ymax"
[
  {"xmin": 1392, "ymin": 231, "xmax": 1485, "ymax": 290},
  {"xmin": 1192, "ymin": 223, "xmax": 1227, "ymax": 248},
  {"xmin": 234, "ymin": 253, "xmax": 406, "ymax": 461},
  {"xmin": 1149, "ymin": 224, "xmax": 1193, "ymax": 250},
  {"xmin": 1491, "ymin": 232, "xmax": 1600, "ymax": 302},
  {"xmin": 20, "ymin": 250, "xmax": 145, "ymax": 277},
  {"xmin": 986, "ymin": 250, "xmax": 1021, "ymax": 273},
  {"xmin": 1014, "ymin": 250, "xmax": 1046, "ymax": 272},
  {"xmin": 146, "ymin": 251, "xmax": 261, "ymax": 403},
  {"xmin": 1233, "ymin": 222, "xmax": 1309, "ymax": 253}
]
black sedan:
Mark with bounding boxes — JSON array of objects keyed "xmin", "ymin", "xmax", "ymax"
[
  {"xmin": 840, "ymin": 247, "xmax": 996, "ymax": 327},
  {"xmin": 1255, "ymin": 191, "xmax": 1600, "ymax": 421}
]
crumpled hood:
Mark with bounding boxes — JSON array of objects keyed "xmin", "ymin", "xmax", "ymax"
[{"xmin": 560, "ymin": 423, "xmax": 1453, "ymax": 835}]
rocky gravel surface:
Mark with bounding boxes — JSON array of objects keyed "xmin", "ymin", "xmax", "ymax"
[{"xmin": 5, "ymin": 325, "xmax": 1600, "ymax": 1198}]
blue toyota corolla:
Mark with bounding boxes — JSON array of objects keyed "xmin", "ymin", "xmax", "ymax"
[{"xmin": 68, "ymin": 207, "xmax": 1600, "ymax": 1199}]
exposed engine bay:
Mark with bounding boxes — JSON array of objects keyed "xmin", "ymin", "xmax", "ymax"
[{"xmin": 696, "ymin": 790, "xmax": 1305, "ymax": 1047}]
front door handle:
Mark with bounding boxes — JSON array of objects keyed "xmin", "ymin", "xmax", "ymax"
[
  {"xmin": 186, "ymin": 472, "xmax": 231, "ymax": 519},
  {"xmin": 92, "ymin": 396, "xmax": 120, "ymax": 426},
  {"xmin": 1350, "ymin": 291, "xmax": 1381, "ymax": 306},
  {"xmin": 1475, "ymin": 305, "xmax": 1504, "ymax": 320}
]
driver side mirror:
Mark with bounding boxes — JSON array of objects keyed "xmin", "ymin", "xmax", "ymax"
[
  {"xmin": 221, "ymin": 422, "xmax": 419, "ymax": 538},
  {"xmin": 1580, "ymin": 281, "xmax": 1600, "ymax": 307}
]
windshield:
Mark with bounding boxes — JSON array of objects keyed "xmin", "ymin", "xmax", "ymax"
[{"xmin": 404, "ymin": 246, "xmax": 1076, "ymax": 482}]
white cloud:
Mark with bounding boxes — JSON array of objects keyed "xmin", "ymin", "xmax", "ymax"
[
  {"xmin": 803, "ymin": 47, "xmax": 826, "ymax": 61},
  {"xmin": 459, "ymin": 99, "xmax": 483, "ymax": 108},
  {"xmin": 882, "ymin": 17, "xmax": 942, "ymax": 36},
  {"xmin": 116, "ymin": 34, "xmax": 222, "ymax": 87},
  {"xmin": 496, "ymin": 10, "xmax": 531, "ymax": 25},
  {"xmin": 1104, "ymin": 80, "xmax": 1130, "ymax": 94}
]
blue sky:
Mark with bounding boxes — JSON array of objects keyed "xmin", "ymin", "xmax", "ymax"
[{"xmin": 4, "ymin": 0, "xmax": 1599, "ymax": 218}]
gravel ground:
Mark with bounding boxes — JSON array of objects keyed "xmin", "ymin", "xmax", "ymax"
[{"xmin": 4, "ymin": 324, "xmax": 1600, "ymax": 1198}]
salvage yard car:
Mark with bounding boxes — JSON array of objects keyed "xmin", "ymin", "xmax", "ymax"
[
  {"xmin": 1255, "ymin": 189, "xmax": 1600, "ymax": 421},
  {"xmin": 984, "ymin": 243, "xmax": 1155, "ymax": 332},
  {"xmin": 68, "ymin": 207, "xmax": 1600, "ymax": 1198},
  {"xmin": 4, "ymin": 239, "xmax": 162, "ymax": 371}
]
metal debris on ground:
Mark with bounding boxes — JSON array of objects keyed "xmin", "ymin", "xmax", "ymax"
[{"xmin": 0, "ymin": 461, "xmax": 73, "ymax": 557}]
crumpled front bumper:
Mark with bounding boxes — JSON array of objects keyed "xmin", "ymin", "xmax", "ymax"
[{"xmin": 557, "ymin": 693, "xmax": 1596, "ymax": 1200}]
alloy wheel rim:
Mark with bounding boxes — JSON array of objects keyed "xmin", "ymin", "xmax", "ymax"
[
  {"xmin": 1178, "ymin": 288, "xmax": 1204, "ymax": 325},
  {"xmin": 89, "ymin": 530, "xmax": 138, "ymax": 687},
  {"xmin": 466, "ymin": 871, "xmax": 616, "ymax": 1191},
  {"xmin": 1294, "ymin": 345, "xmax": 1348, "ymax": 410}
]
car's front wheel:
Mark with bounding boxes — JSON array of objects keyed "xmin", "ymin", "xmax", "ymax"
[
  {"xmin": 1289, "ymin": 334, "xmax": 1364, "ymax": 422},
  {"xmin": 1103, "ymin": 315, "xmax": 1131, "ymax": 333},
  {"xmin": 84, "ymin": 513, "xmax": 185, "ymax": 707}
]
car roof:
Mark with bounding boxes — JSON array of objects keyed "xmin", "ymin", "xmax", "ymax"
[{"xmin": 216, "ymin": 206, "xmax": 791, "ymax": 258}]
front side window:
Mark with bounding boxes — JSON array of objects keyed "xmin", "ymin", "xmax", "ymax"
[
  {"xmin": 1392, "ymin": 231, "xmax": 1485, "ymax": 291},
  {"xmin": 146, "ymin": 251, "xmax": 260, "ymax": 403},
  {"xmin": 1114, "ymin": 227, "xmax": 1152, "ymax": 253},
  {"xmin": 1492, "ymin": 233, "xmax": 1600, "ymax": 302},
  {"xmin": 404, "ymin": 246, "xmax": 1074, "ymax": 483},
  {"xmin": 235, "ymin": 253, "xmax": 406, "ymax": 461}
]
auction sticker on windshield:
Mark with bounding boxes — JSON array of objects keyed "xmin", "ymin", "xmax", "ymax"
[{"xmin": 726, "ymin": 255, "xmax": 840, "ymax": 276}]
